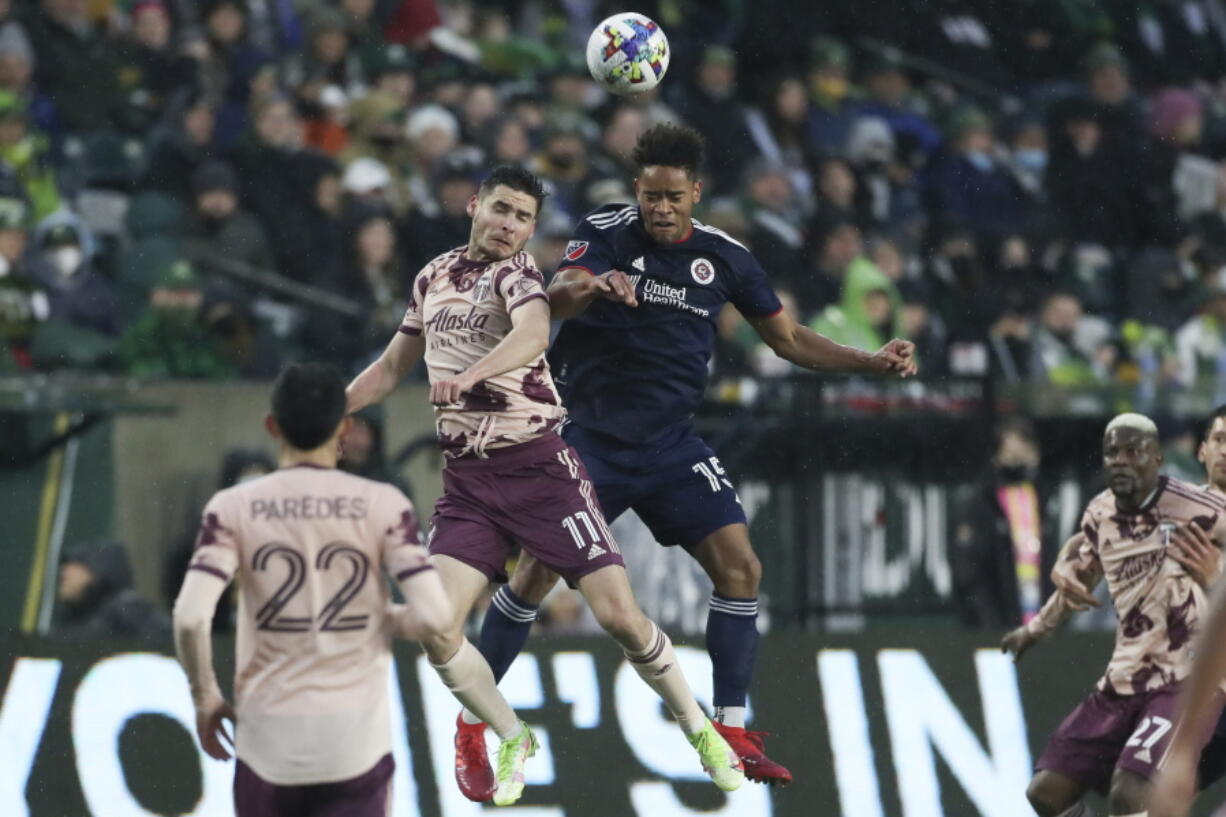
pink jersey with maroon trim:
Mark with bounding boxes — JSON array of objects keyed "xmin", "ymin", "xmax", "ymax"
[
  {"xmin": 187, "ymin": 465, "xmax": 428, "ymax": 785},
  {"xmin": 1066, "ymin": 476, "xmax": 1226, "ymax": 694},
  {"xmin": 399, "ymin": 246, "xmax": 565, "ymax": 458}
]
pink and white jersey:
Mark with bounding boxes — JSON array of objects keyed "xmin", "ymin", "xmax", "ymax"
[
  {"xmin": 187, "ymin": 465, "xmax": 429, "ymax": 785},
  {"xmin": 399, "ymin": 246, "xmax": 566, "ymax": 457},
  {"xmin": 1067, "ymin": 476, "xmax": 1226, "ymax": 694}
]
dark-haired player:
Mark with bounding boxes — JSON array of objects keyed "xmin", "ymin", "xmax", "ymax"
[
  {"xmin": 172, "ymin": 362, "xmax": 536, "ymax": 815},
  {"xmin": 1001, "ymin": 414, "xmax": 1226, "ymax": 817},
  {"xmin": 467, "ymin": 125, "xmax": 917, "ymax": 786},
  {"xmin": 346, "ymin": 165, "xmax": 745, "ymax": 803}
]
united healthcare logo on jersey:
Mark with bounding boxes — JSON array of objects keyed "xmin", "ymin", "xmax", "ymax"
[{"xmin": 690, "ymin": 257, "xmax": 715, "ymax": 285}]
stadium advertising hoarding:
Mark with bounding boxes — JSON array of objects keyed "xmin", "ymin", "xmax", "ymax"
[{"xmin": 4, "ymin": 632, "xmax": 1221, "ymax": 817}]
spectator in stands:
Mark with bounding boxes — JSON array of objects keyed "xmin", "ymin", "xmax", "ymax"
[
  {"xmin": 899, "ymin": 280, "xmax": 948, "ymax": 375},
  {"xmin": 679, "ymin": 45, "xmax": 753, "ymax": 195},
  {"xmin": 0, "ymin": 17, "xmax": 51, "ymax": 133},
  {"xmin": 199, "ymin": 283, "xmax": 282, "ymax": 378},
  {"xmin": 803, "ymin": 37, "xmax": 859, "ymax": 155},
  {"xmin": 281, "ymin": 7, "xmax": 364, "ymax": 106},
  {"xmin": 143, "ymin": 93, "xmax": 217, "ymax": 204},
  {"xmin": 403, "ymin": 102, "xmax": 460, "ymax": 206},
  {"xmin": 925, "ymin": 105, "xmax": 1025, "ymax": 243},
  {"xmin": 1081, "ymin": 43, "xmax": 1143, "ymax": 141},
  {"xmin": 459, "ymin": 82, "xmax": 501, "ymax": 143},
  {"xmin": 55, "ymin": 541, "xmax": 170, "ymax": 638},
  {"xmin": 276, "ymin": 152, "xmax": 346, "ymax": 289},
  {"xmin": 814, "ymin": 156, "xmax": 860, "ymax": 227},
  {"xmin": 1113, "ymin": 0, "xmax": 1226, "ymax": 88},
  {"xmin": 951, "ymin": 416, "xmax": 1057, "ymax": 628},
  {"xmin": 24, "ymin": 0, "xmax": 121, "ymax": 133},
  {"xmin": 0, "ymin": 90, "xmax": 58, "ymax": 219},
  {"xmin": 1047, "ymin": 97, "xmax": 1142, "ymax": 248},
  {"xmin": 484, "ymin": 116, "xmax": 531, "ymax": 168},
  {"xmin": 183, "ymin": 160, "xmax": 275, "ymax": 276},
  {"xmin": 528, "ymin": 111, "xmax": 614, "ymax": 220},
  {"xmin": 743, "ymin": 159, "xmax": 806, "ymax": 279},
  {"xmin": 118, "ymin": 258, "xmax": 237, "ymax": 379},
  {"xmin": 747, "ymin": 74, "xmax": 816, "ymax": 206},
  {"xmin": 340, "ymin": 156, "xmax": 395, "ymax": 218},
  {"xmin": 992, "ymin": 0, "xmax": 1115, "ymax": 83},
  {"xmin": 1143, "ymin": 86, "xmax": 1212, "ymax": 244},
  {"xmin": 809, "ymin": 255, "xmax": 904, "ymax": 353},
  {"xmin": 366, "ymin": 43, "xmax": 415, "ymax": 108},
  {"xmin": 800, "ymin": 216, "xmax": 863, "ymax": 315},
  {"xmin": 0, "ymin": 194, "xmax": 44, "ymax": 371},
  {"xmin": 1031, "ymin": 290, "xmax": 1108, "ymax": 385},
  {"xmin": 340, "ymin": 405, "xmax": 410, "ymax": 496},
  {"xmin": 845, "ymin": 116, "xmax": 924, "ymax": 237},
  {"xmin": 853, "ymin": 47, "xmax": 941, "ymax": 162},
  {"xmin": 1174, "ymin": 269, "xmax": 1226, "ymax": 388},
  {"xmin": 29, "ymin": 214, "xmax": 118, "ymax": 337},
  {"xmin": 113, "ymin": 0, "xmax": 199, "ymax": 136},
  {"xmin": 597, "ymin": 104, "xmax": 646, "ymax": 180},
  {"xmin": 1002, "ymin": 114, "xmax": 1049, "ymax": 206},
  {"xmin": 195, "ymin": 0, "xmax": 274, "ymax": 151},
  {"xmin": 399, "ymin": 155, "xmax": 476, "ymax": 272},
  {"xmin": 1188, "ymin": 163, "xmax": 1226, "ymax": 264}
]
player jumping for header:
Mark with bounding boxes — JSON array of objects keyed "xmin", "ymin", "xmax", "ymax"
[
  {"xmin": 463, "ymin": 123, "xmax": 917, "ymax": 786},
  {"xmin": 346, "ymin": 165, "xmax": 744, "ymax": 803},
  {"xmin": 172, "ymin": 362, "xmax": 536, "ymax": 815},
  {"xmin": 1002, "ymin": 414, "xmax": 1226, "ymax": 817}
]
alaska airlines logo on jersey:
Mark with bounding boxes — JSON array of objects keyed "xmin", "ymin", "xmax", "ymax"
[
  {"xmin": 565, "ymin": 240, "xmax": 589, "ymax": 261},
  {"xmin": 691, "ymin": 257, "xmax": 715, "ymax": 285},
  {"xmin": 425, "ymin": 304, "xmax": 491, "ymax": 334},
  {"xmin": 624, "ymin": 274, "xmax": 710, "ymax": 317}
]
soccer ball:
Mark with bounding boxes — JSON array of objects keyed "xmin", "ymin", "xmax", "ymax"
[{"xmin": 585, "ymin": 12, "xmax": 670, "ymax": 96}]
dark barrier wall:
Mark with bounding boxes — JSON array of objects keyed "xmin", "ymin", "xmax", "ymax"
[{"xmin": 4, "ymin": 632, "xmax": 1224, "ymax": 817}]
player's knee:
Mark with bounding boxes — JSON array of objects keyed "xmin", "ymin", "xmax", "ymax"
[
  {"xmin": 1107, "ymin": 770, "xmax": 1148, "ymax": 815},
  {"xmin": 712, "ymin": 550, "xmax": 762, "ymax": 596},
  {"xmin": 419, "ymin": 625, "xmax": 463, "ymax": 665},
  {"xmin": 592, "ymin": 597, "xmax": 648, "ymax": 647},
  {"xmin": 508, "ymin": 560, "xmax": 557, "ymax": 605},
  {"xmin": 1026, "ymin": 774, "xmax": 1072, "ymax": 817}
]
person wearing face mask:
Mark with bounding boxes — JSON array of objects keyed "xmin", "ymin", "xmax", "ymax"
[
  {"xmin": 29, "ymin": 214, "xmax": 119, "ymax": 337},
  {"xmin": 1004, "ymin": 115, "xmax": 1049, "ymax": 205},
  {"xmin": 527, "ymin": 112, "xmax": 617, "ymax": 222},
  {"xmin": 184, "ymin": 160, "xmax": 275, "ymax": 277},
  {"xmin": 951, "ymin": 416, "xmax": 1059, "ymax": 628},
  {"xmin": 803, "ymin": 37, "xmax": 861, "ymax": 156},
  {"xmin": 925, "ymin": 105, "xmax": 1026, "ymax": 244}
]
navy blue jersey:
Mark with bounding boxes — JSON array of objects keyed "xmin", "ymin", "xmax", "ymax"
[{"xmin": 549, "ymin": 203, "xmax": 782, "ymax": 445}]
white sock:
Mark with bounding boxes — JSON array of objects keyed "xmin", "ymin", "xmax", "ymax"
[
  {"xmin": 715, "ymin": 706, "xmax": 746, "ymax": 729},
  {"xmin": 626, "ymin": 622, "xmax": 706, "ymax": 737},
  {"xmin": 431, "ymin": 639, "xmax": 520, "ymax": 740},
  {"xmin": 460, "ymin": 709, "xmax": 482, "ymax": 726}
]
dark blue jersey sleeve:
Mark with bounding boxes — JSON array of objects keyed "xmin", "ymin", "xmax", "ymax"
[
  {"xmin": 728, "ymin": 248, "xmax": 783, "ymax": 318},
  {"xmin": 558, "ymin": 214, "xmax": 620, "ymax": 277}
]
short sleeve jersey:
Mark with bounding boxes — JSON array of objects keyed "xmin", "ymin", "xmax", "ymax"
[
  {"xmin": 548, "ymin": 204, "xmax": 782, "ymax": 445},
  {"xmin": 1070, "ymin": 476, "xmax": 1226, "ymax": 695},
  {"xmin": 400, "ymin": 246, "xmax": 565, "ymax": 457},
  {"xmin": 187, "ymin": 466, "xmax": 429, "ymax": 785}
]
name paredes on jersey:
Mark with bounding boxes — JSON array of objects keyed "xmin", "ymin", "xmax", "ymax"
[
  {"xmin": 250, "ymin": 495, "xmax": 369, "ymax": 521},
  {"xmin": 626, "ymin": 274, "xmax": 710, "ymax": 318}
]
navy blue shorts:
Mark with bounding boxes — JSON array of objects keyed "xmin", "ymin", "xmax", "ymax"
[{"xmin": 563, "ymin": 422, "xmax": 747, "ymax": 548}]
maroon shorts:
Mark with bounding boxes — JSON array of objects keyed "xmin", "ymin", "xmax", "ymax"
[
  {"xmin": 1036, "ymin": 684, "xmax": 1221, "ymax": 793},
  {"xmin": 233, "ymin": 753, "xmax": 393, "ymax": 817},
  {"xmin": 429, "ymin": 431, "xmax": 625, "ymax": 585}
]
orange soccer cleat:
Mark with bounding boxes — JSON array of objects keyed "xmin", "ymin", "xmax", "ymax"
[
  {"xmin": 454, "ymin": 713, "xmax": 496, "ymax": 802},
  {"xmin": 711, "ymin": 722, "xmax": 793, "ymax": 786}
]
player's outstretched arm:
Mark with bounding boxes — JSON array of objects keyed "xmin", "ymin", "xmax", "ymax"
[
  {"xmin": 431, "ymin": 298, "xmax": 551, "ymax": 404},
  {"xmin": 173, "ymin": 569, "xmax": 235, "ymax": 760},
  {"xmin": 1150, "ymin": 580, "xmax": 1226, "ymax": 817},
  {"xmin": 547, "ymin": 267, "xmax": 638, "ymax": 319},
  {"xmin": 346, "ymin": 331, "xmax": 425, "ymax": 414},
  {"xmin": 746, "ymin": 310, "xmax": 918, "ymax": 377}
]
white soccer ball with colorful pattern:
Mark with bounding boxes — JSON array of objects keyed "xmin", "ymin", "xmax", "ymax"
[{"xmin": 585, "ymin": 12, "xmax": 670, "ymax": 96}]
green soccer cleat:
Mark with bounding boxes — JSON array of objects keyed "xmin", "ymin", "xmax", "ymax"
[
  {"xmin": 493, "ymin": 722, "xmax": 539, "ymax": 806},
  {"xmin": 688, "ymin": 719, "xmax": 746, "ymax": 791}
]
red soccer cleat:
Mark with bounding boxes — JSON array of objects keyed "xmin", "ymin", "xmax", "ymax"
[
  {"xmin": 454, "ymin": 713, "xmax": 496, "ymax": 802},
  {"xmin": 711, "ymin": 722, "xmax": 793, "ymax": 786}
]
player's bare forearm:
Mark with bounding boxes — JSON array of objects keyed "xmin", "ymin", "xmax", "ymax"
[
  {"xmin": 347, "ymin": 331, "xmax": 424, "ymax": 413},
  {"xmin": 1168, "ymin": 581, "xmax": 1226, "ymax": 761},
  {"xmin": 548, "ymin": 268, "xmax": 637, "ymax": 319},
  {"xmin": 432, "ymin": 299, "xmax": 550, "ymax": 404},
  {"xmin": 747, "ymin": 310, "xmax": 917, "ymax": 376}
]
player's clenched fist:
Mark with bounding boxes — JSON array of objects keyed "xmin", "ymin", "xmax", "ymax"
[
  {"xmin": 431, "ymin": 374, "xmax": 475, "ymax": 406},
  {"xmin": 867, "ymin": 338, "xmax": 918, "ymax": 378},
  {"xmin": 586, "ymin": 270, "xmax": 638, "ymax": 306}
]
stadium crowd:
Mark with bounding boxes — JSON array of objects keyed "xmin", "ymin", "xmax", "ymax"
[{"xmin": 4, "ymin": 0, "xmax": 1226, "ymax": 392}]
